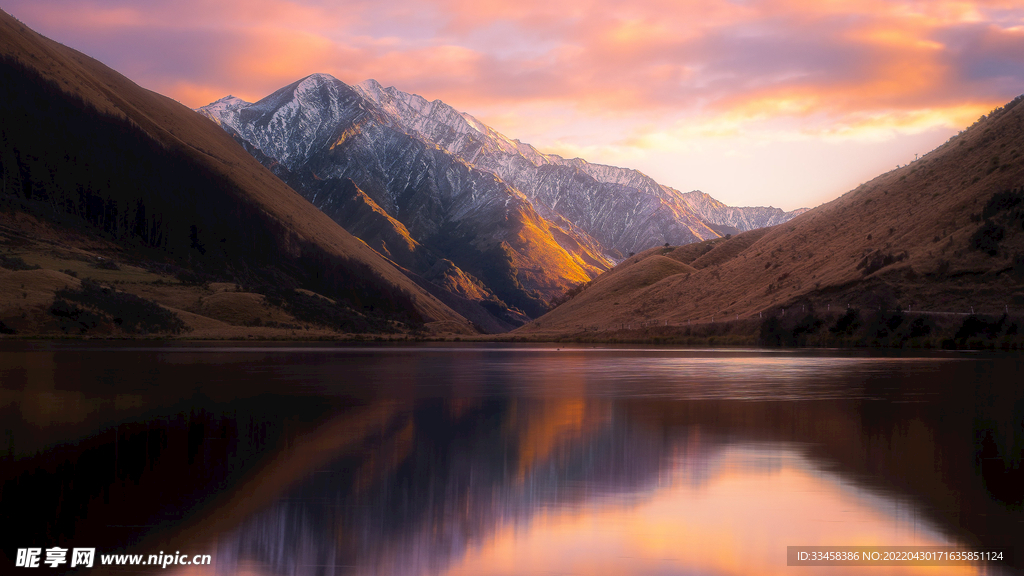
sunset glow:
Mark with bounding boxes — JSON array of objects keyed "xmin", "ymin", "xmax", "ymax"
[
  {"xmin": 440, "ymin": 444, "xmax": 979, "ymax": 576},
  {"xmin": 5, "ymin": 0, "xmax": 1024, "ymax": 209}
]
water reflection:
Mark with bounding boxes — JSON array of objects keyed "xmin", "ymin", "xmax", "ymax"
[
  {"xmin": 187, "ymin": 398, "xmax": 1014, "ymax": 576},
  {"xmin": 0, "ymin": 343, "xmax": 1021, "ymax": 575},
  {"xmin": 443, "ymin": 444, "xmax": 967, "ymax": 576}
]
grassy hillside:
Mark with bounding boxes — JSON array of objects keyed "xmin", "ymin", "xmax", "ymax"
[
  {"xmin": 0, "ymin": 10, "xmax": 475, "ymax": 337},
  {"xmin": 520, "ymin": 95, "xmax": 1024, "ymax": 348}
]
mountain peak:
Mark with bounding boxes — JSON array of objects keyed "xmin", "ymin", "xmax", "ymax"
[
  {"xmin": 293, "ymin": 73, "xmax": 350, "ymax": 98},
  {"xmin": 355, "ymin": 79, "xmax": 430, "ymax": 110},
  {"xmin": 301, "ymin": 72, "xmax": 341, "ymax": 85},
  {"xmin": 207, "ymin": 95, "xmax": 250, "ymax": 109},
  {"xmin": 358, "ymin": 78, "xmax": 385, "ymax": 91},
  {"xmin": 198, "ymin": 95, "xmax": 251, "ymax": 123}
]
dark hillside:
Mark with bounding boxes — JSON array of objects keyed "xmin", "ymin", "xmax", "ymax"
[
  {"xmin": 0, "ymin": 10, "xmax": 473, "ymax": 335},
  {"xmin": 520, "ymin": 93, "xmax": 1024, "ymax": 347}
]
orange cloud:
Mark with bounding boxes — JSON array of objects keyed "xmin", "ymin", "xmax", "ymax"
[
  {"xmin": 10, "ymin": 0, "xmax": 1022, "ymax": 117},
  {"xmin": 5, "ymin": 0, "xmax": 1023, "ymax": 209}
]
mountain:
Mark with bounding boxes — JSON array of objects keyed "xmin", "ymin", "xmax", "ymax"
[
  {"xmin": 518, "ymin": 94, "xmax": 1024, "ymax": 345},
  {"xmin": 199, "ymin": 76, "xmax": 803, "ymax": 321},
  {"xmin": 351, "ymin": 80, "xmax": 717, "ymax": 254},
  {"xmin": 0, "ymin": 10, "xmax": 476, "ymax": 337},
  {"xmin": 201, "ymin": 75, "xmax": 610, "ymax": 319},
  {"xmin": 351, "ymin": 80, "xmax": 807, "ymax": 254},
  {"xmin": 677, "ymin": 190, "xmax": 809, "ymax": 234}
]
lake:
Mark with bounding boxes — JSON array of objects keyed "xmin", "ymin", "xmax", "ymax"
[{"xmin": 1, "ymin": 342, "xmax": 1021, "ymax": 575}]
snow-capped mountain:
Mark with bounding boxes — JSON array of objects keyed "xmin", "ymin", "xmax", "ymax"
[
  {"xmin": 351, "ymin": 79, "xmax": 734, "ymax": 256},
  {"xmin": 353, "ymin": 79, "xmax": 543, "ymax": 165},
  {"xmin": 198, "ymin": 74, "xmax": 804, "ymax": 322},
  {"xmin": 677, "ymin": 190, "xmax": 809, "ymax": 233},
  {"xmin": 200, "ymin": 74, "xmax": 609, "ymax": 322},
  {"xmin": 348, "ymin": 78, "xmax": 805, "ymax": 255}
]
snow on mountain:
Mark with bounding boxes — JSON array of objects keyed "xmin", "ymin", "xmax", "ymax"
[
  {"xmin": 199, "ymin": 95, "xmax": 250, "ymax": 123},
  {"xmin": 212, "ymin": 74, "xmax": 381, "ymax": 169},
  {"xmin": 197, "ymin": 73, "xmax": 806, "ymax": 316},
  {"xmin": 348, "ymin": 78, "xmax": 802, "ymax": 255},
  {"xmin": 677, "ymin": 190, "xmax": 810, "ymax": 232},
  {"xmin": 198, "ymin": 74, "xmax": 611, "ymax": 320},
  {"xmin": 353, "ymin": 79, "xmax": 550, "ymax": 165}
]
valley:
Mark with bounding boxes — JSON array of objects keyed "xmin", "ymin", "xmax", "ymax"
[{"xmin": 1, "ymin": 8, "xmax": 1022, "ymax": 348}]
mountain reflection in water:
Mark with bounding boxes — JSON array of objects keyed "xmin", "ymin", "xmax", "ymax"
[{"xmin": 0, "ymin": 344, "xmax": 1021, "ymax": 575}]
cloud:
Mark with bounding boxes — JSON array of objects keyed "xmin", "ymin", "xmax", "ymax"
[
  {"xmin": 4, "ymin": 0, "xmax": 1023, "ymax": 207},
  {"xmin": 10, "ymin": 0, "xmax": 1022, "ymax": 116}
]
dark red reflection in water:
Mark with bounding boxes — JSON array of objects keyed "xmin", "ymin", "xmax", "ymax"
[{"xmin": 0, "ymin": 343, "xmax": 1021, "ymax": 575}]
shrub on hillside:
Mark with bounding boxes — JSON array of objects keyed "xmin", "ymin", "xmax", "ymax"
[
  {"xmin": 50, "ymin": 299, "xmax": 104, "ymax": 333},
  {"xmin": 251, "ymin": 287, "xmax": 413, "ymax": 334},
  {"xmin": 954, "ymin": 314, "xmax": 1011, "ymax": 345},
  {"xmin": 982, "ymin": 188, "xmax": 1024, "ymax": 219},
  {"xmin": 792, "ymin": 313, "xmax": 824, "ymax": 345},
  {"xmin": 905, "ymin": 316, "xmax": 935, "ymax": 339},
  {"xmin": 1014, "ymin": 253, "xmax": 1024, "ymax": 280},
  {"xmin": 829, "ymin": 308, "xmax": 861, "ymax": 336},
  {"xmin": 549, "ymin": 281, "xmax": 589, "ymax": 309},
  {"xmin": 92, "ymin": 259, "xmax": 120, "ymax": 270},
  {"xmin": 52, "ymin": 279, "xmax": 186, "ymax": 334},
  {"xmin": 174, "ymin": 268, "xmax": 210, "ymax": 286},
  {"xmin": 970, "ymin": 219, "xmax": 1005, "ymax": 256},
  {"xmin": 856, "ymin": 250, "xmax": 908, "ymax": 276},
  {"xmin": 868, "ymin": 309, "xmax": 905, "ymax": 338},
  {"xmin": 759, "ymin": 316, "xmax": 795, "ymax": 347},
  {"xmin": 0, "ymin": 254, "xmax": 40, "ymax": 271}
]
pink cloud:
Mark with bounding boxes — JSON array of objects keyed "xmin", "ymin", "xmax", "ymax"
[
  {"xmin": 3, "ymin": 0, "xmax": 1023, "ymax": 211},
  {"xmin": 8, "ymin": 0, "xmax": 1022, "ymax": 118}
]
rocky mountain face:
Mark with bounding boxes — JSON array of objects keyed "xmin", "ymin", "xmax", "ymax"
[
  {"xmin": 203, "ymin": 75, "xmax": 612, "ymax": 321},
  {"xmin": 199, "ymin": 75, "xmax": 802, "ymax": 323},
  {"xmin": 351, "ymin": 80, "xmax": 757, "ymax": 256},
  {"xmin": 677, "ymin": 190, "xmax": 809, "ymax": 235}
]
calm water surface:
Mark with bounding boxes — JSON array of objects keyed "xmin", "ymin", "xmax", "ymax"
[{"xmin": 1, "ymin": 342, "xmax": 1021, "ymax": 575}]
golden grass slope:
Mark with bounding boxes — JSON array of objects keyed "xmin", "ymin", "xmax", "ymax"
[
  {"xmin": 530, "ymin": 252, "xmax": 694, "ymax": 332},
  {"xmin": 0, "ymin": 9, "xmax": 472, "ymax": 333},
  {"xmin": 521, "ymin": 96, "xmax": 1024, "ymax": 336}
]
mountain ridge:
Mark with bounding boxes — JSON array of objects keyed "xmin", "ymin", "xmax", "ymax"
[
  {"xmin": 347, "ymin": 76, "xmax": 806, "ymax": 253},
  {"xmin": 198, "ymin": 73, "xmax": 805, "ymax": 325},
  {"xmin": 200, "ymin": 73, "xmax": 614, "ymax": 320}
]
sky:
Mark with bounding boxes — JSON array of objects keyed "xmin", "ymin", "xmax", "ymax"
[{"xmin": 6, "ymin": 0, "xmax": 1024, "ymax": 210}]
